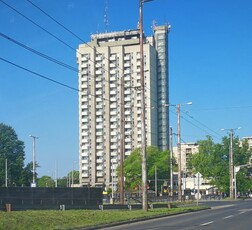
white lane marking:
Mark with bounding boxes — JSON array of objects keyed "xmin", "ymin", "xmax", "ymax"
[
  {"xmin": 239, "ymin": 212, "xmax": 245, "ymax": 214},
  {"xmin": 223, "ymin": 215, "xmax": 233, "ymax": 219},
  {"xmin": 200, "ymin": 221, "xmax": 214, "ymax": 226},
  {"xmin": 211, "ymin": 205, "xmax": 234, "ymax": 210}
]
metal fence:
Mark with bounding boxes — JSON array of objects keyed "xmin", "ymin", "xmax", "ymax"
[{"xmin": 0, "ymin": 187, "xmax": 102, "ymax": 211}]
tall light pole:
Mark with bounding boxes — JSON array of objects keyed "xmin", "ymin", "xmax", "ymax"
[
  {"xmin": 221, "ymin": 127, "xmax": 241, "ymax": 199},
  {"xmin": 29, "ymin": 135, "xmax": 39, "ymax": 187}
]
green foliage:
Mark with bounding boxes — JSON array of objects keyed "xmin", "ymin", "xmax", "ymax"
[
  {"xmin": 37, "ymin": 176, "xmax": 55, "ymax": 187},
  {"xmin": 0, "ymin": 123, "xmax": 25, "ymax": 186},
  {"xmin": 190, "ymin": 135, "xmax": 252, "ymax": 194},
  {"xmin": 122, "ymin": 146, "xmax": 171, "ymax": 192}
]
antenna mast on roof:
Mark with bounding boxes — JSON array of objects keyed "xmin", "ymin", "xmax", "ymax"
[{"xmin": 104, "ymin": 0, "xmax": 108, "ymax": 32}]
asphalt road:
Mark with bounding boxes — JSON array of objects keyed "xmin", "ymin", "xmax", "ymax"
[{"xmin": 101, "ymin": 200, "xmax": 252, "ymax": 230}]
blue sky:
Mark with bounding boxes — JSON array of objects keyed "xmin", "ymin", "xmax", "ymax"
[{"xmin": 1, "ymin": 0, "xmax": 252, "ymax": 177}]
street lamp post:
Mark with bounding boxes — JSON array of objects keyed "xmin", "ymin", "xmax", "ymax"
[
  {"xmin": 221, "ymin": 127, "xmax": 241, "ymax": 199},
  {"xmin": 29, "ymin": 135, "xmax": 39, "ymax": 187}
]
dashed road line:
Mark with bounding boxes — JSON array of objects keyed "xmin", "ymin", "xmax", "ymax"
[
  {"xmin": 223, "ymin": 215, "xmax": 233, "ymax": 219},
  {"xmin": 200, "ymin": 221, "xmax": 214, "ymax": 226}
]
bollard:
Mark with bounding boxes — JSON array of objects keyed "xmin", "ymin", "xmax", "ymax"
[
  {"xmin": 5, "ymin": 204, "xmax": 12, "ymax": 212},
  {"xmin": 59, "ymin": 205, "xmax": 65, "ymax": 211}
]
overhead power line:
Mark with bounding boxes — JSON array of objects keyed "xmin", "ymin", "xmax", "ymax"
[
  {"xmin": 0, "ymin": 32, "xmax": 78, "ymax": 73},
  {"xmin": 26, "ymin": 0, "xmax": 85, "ymax": 43},
  {"xmin": 0, "ymin": 57, "xmax": 79, "ymax": 92},
  {"xmin": 0, "ymin": 0, "xmax": 76, "ymax": 52},
  {"xmin": 24, "ymin": 0, "xmax": 158, "ymax": 100},
  {"xmin": 169, "ymin": 108, "xmax": 221, "ymax": 141},
  {"xmin": 1, "ymin": 0, "xmax": 160, "ymax": 105},
  {"xmin": 180, "ymin": 110, "xmax": 222, "ymax": 139}
]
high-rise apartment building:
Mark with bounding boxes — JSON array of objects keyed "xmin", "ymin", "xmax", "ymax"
[{"xmin": 77, "ymin": 25, "xmax": 170, "ymax": 187}]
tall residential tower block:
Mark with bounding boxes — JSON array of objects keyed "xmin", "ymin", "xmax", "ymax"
[{"xmin": 77, "ymin": 25, "xmax": 170, "ymax": 187}]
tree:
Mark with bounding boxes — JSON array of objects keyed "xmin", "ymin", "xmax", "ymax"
[
  {"xmin": 122, "ymin": 146, "xmax": 171, "ymax": 192},
  {"xmin": 37, "ymin": 176, "xmax": 55, "ymax": 187},
  {"xmin": 0, "ymin": 123, "xmax": 25, "ymax": 186},
  {"xmin": 190, "ymin": 135, "xmax": 252, "ymax": 194}
]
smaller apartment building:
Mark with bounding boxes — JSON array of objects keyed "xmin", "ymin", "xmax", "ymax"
[{"xmin": 173, "ymin": 143, "xmax": 199, "ymax": 175}]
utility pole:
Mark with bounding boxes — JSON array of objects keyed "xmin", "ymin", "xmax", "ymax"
[
  {"xmin": 177, "ymin": 104, "xmax": 182, "ymax": 201},
  {"xmin": 139, "ymin": 0, "xmax": 147, "ymax": 211},
  {"xmin": 169, "ymin": 127, "xmax": 173, "ymax": 196},
  {"xmin": 120, "ymin": 71, "xmax": 125, "ymax": 204},
  {"xmin": 29, "ymin": 135, "xmax": 39, "ymax": 187},
  {"xmin": 229, "ymin": 130, "xmax": 234, "ymax": 199},
  {"xmin": 221, "ymin": 127, "xmax": 241, "ymax": 199},
  {"xmin": 176, "ymin": 102, "xmax": 192, "ymax": 201}
]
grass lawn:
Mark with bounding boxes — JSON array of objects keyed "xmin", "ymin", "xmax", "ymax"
[{"xmin": 0, "ymin": 206, "xmax": 208, "ymax": 230}]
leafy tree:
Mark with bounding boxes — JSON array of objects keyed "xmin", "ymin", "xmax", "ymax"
[
  {"xmin": 190, "ymin": 135, "xmax": 252, "ymax": 194},
  {"xmin": 122, "ymin": 146, "xmax": 171, "ymax": 192},
  {"xmin": 37, "ymin": 176, "xmax": 55, "ymax": 187},
  {"xmin": 0, "ymin": 123, "xmax": 25, "ymax": 186},
  {"xmin": 57, "ymin": 177, "xmax": 68, "ymax": 187}
]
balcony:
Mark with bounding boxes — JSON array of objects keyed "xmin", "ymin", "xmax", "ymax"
[
  {"xmin": 110, "ymin": 90, "xmax": 117, "ymax": 95},
  {"xmin": 110, "ymin": 55, "xmax": 116, "ymax": 61},
  {"xmin": 110, "ymin": 103, "xmax": 117, "ymax": 109},
  {"xmin": 96, "ymin": 117, "xmax": 103, "ymax": 122},
  {"xmin": 125, "ymin": 123, "xmax": 132, "ymax": 129},
  {"xmin": 95, "ymin": 69, "xmax": 102, "ymax": 75},
  {"xmin": 95, "ymin": 56, "xmax": 103, "ymax": 61},
  {"xmin": 96, "ymin": 151, "xmax": 103, "ymax": 156},
  {"xmin": 96, "ymin": 171, "xmax": 103, "ymax": 177},
  {"xmin": 81, "ymin": 63, "xmax": 88, "ymax": 68},
  {"xmin": 81, "ymin": 117, "xmax": 89, "ymax": 122},
  {"xmin": 110, "ymin": 83, "xmax": 117, "ymax": 88},
  {"xmin": 96, "ymin": 145, "xmax": 104, "ymax": 150},
  {"xmin": 124, "ymin": 62, "xmax": 131, "ymax": 68},
  {"xmin": 96, "ymin": 90, "xmax": 103, "ymax": 95},
  {"xmin": 96, "ymin": 83, "xmax": 103, "ymax": 88},
  {"xmin": 110, "ymin": 97, "xmax": 117, "ymax": 102},
  {"xmin": 81, "ymin": 172, "xmax": 88, "ymax": 177},
  {"xmin": 125, "ymin": 96, "xmax": 131, "ymax": 102},
  {"xmin": 96, "ymin": 158, "xmax": 103, "ymax": 164},
  {"xmin": 110, "ymin": 69, "xmax": 117, "ymax": 74},
  {"xmin": 124, "ymin": 69, "xmax": 131, "ymax": 74},
  {"xmin": 82, "ymin": 165, "xmax": 89, "ymax": 171},
  {"xmin": 96, "ymin": 165, "xmax": 103, "ymax": 171}
]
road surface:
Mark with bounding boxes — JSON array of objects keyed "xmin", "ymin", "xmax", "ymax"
[{"xmin": 102, "ymin": 200, "xmax": 252, "ymax": 230}]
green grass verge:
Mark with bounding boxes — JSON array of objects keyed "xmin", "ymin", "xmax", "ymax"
[{"xmin": 0, "ymin": 206, "xmax": 208, "ymax": 230}]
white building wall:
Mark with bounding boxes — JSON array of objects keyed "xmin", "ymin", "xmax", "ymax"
[{"xmin": 77, "ymin": 28, "xmax": 168, "ymax": 187}]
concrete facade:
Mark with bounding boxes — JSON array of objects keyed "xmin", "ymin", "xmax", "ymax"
[{"xmin": 77, "ymin": 26, "xmax": 170, "ymax": 187}]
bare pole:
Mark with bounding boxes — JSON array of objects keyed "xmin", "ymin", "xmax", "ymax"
[
  {"xmin": 221, "ymin": 127, "xmax": 241, "ymax": 199},
  {"xmin": 229, "ymin": 130, "xmax": 234, "ymax": 199},
  {"xmin": 5, "ymin": 159, "xmax": 8, "ymax": 187},
  {"xmin": 120, "ymin": 71, "xmax": 125, "ymax": 205},
  {"xmin": 177, "ymin": 105, "xmax": 182, "ymax": 201},
  {"xmin": 169, "ymin": 127, "xmax": 173, "ymax": 196},
  {"xmin": 29, "ymin": 135, "xmax": 39, "ymax": 187},
  {"xmin": 139, "ymin": 0, "xmax": 148, "ymax": 211}
]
